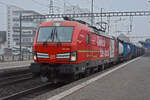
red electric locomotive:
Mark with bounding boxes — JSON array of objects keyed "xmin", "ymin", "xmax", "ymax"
[{"xmin": 30, "ymin": 18, "xmax": 118, "ymax": 82}]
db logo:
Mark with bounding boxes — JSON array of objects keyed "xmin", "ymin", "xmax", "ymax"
[{"xmin": 50, "ymin": 55, "xmax": 55, "ymax": 59}]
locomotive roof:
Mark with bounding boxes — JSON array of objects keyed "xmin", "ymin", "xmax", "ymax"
[
  {"xmin": 40, "ymin": 20, "xmax": 78, "ymax": 26},
  {"xmin": 63, "ymin": 17, "xmax": 115, "ymax": 40},
  {"xmin": 40, "ymin": 20, "xmax": 115, "ymax": 40}
]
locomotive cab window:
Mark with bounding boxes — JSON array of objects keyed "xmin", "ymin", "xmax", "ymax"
[{"xmin": 37, "ymin": 26, "xmax": 74, "ymax": 43}]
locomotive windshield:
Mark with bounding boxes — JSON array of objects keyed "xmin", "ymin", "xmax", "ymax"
[{"xmin": 37, "ymin": 26, "xmax": 74, "ymax": 43}]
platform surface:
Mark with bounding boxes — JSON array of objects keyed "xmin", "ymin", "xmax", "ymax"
[
  {"xmin": 61, "ymin": 55, "xmax": 150, "ymax": 100},
  {"xmin": 0, "ymin": 60, "xmax": 33, "ymax": 70}
]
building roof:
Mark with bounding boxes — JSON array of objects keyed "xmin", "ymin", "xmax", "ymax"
[
  {"xmin": 7, "ymin": 5, "xmax": 24, "ymax": 10},
  {"xmin": 13, "ymin": 10, "xmax": 42, "ymax": 15}
]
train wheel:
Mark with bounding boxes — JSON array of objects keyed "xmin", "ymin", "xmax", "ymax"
[
  {"xmin": 98, "ymin": 65, "xmax": 102, "ymax": 72},
  {"xmin": 107, "ymin": 63, "xmax": 112, "ymax": 68},
  {"xmin": 70, "ymin": 74, "xmax": 79, "ymax": 82},
  {"xmin": 84, "ymin": 69, "xmax": 90, "ymax": 77}
]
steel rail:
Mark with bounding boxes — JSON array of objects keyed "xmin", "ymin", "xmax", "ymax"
[
  {"xmin": 0, "ymin": 82, "xmax": 52, "ymax": 100},
  {"xmin": 0, "ymin": 73, "xmax": 33, "ymax": 87}
]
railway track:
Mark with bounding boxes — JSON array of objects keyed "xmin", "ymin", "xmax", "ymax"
[
  {"xmin": 2, "ymin": 62, "xmax": 121, "ymax": 100},
  {"xmin": 0, "ymin": 82, "xmax": 52, "ymax": 100},
  {"xmin": 0, "ymin": 60, "xmax": 130, "ymax": 100},
  {"xmin": 0, "ymin": 73, "xmax": 33, "ymax": 87},
  {"xmin": 0, "ymin": 68, "xmax": 30, "ymax": 79}
]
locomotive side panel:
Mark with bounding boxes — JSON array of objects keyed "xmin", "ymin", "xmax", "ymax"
[{"xmin": 76, "ymin": 29, "xmax": 90, "ymax": 63}]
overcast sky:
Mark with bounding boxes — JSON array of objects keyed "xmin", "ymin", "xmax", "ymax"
[{"xmin": 0, "ymin": 0, "xmax": 150, "ymax": 41}]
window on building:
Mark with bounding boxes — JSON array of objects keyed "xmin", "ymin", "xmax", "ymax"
[
  {"xmin": 13, "ymin": 38, "xmax": 19, "ymax": 42},
  {"xmin": 13, "ymin": 23, "xmax": 19, "ymax": 27},
  {"xmin": 12, "ymin": 12, "xmax": 19, "ymax": 16},
  {"xmin": 13, "ymin": 30, "xmax": 20, "ymax": 33},
  {"xmin": 13, "ymin": 18, "xmax": 19, "ymax": 21},
  {"xmin": 23, "ymin": 38, "xmax": 32, "ymax": 42},
  {"xmin": 22, "ymin": 31, "xmax": 32, "ymax": 34}
]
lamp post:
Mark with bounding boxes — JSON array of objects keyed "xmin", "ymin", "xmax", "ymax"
[
  {"xmin": 101, "ymin": 8, "xmax": 103, "ymax": 27},
  {"xmin": 19, "ymin": 13, "xmax": 22, "ymax": 60},
  {"xmin": 91, "ymin": 0, "xmax": 94, "ymax": 25}
]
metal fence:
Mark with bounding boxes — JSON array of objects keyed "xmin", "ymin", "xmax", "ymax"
[{"xmin": 0, "ymin": 54, "xmax": 33, "ymax": 62}]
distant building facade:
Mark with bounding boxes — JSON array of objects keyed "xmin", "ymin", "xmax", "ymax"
[
  {"xmin": 6, "ymin": 5, "xmax": 23, "ymax": 49},
  {"xmin": 140, "ymin": 38, "xmax": 150, "ymax": 48},
  {"xmin": 6, "ymin": 5, "xmax": 43, "ymax": 52},
  {"xmin": 12, "ymin": 10, "xmax": 42, "ymax": 49}
]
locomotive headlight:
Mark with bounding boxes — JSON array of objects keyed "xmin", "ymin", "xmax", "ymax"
[
  {"xmin": 33, "ymin": 55, "xmax": 37, "ymax": 60},
  {"xmin": 56, "ymin": 52, "xmax": 77, "ymax": 61},
  {"xmin": 70, "ymin": 52, "xmax": 77, "ymax": 61},
  {"xmin": 33, "ymin": 52, "xmax": 37, "ymax": 61}
]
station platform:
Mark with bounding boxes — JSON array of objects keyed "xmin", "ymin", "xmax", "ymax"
[
  {"xmin": 48, "ymin": 55, "xmax": 150, "ymax": 100},
  {"xmin": 0, "ymin": 60, "xmax": 33, "ymax": 70}
]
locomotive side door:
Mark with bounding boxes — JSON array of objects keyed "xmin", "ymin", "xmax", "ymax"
[{"xmin": 86, "ymin": 32, "xmax": 91, "ymax": 62}]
